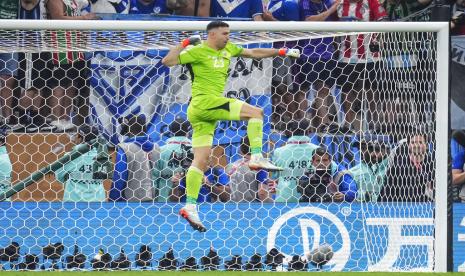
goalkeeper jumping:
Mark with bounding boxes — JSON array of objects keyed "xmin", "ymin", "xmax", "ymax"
[{"xmin": 162, "ymin": 20, "xmax": 300, "ymax": 232}]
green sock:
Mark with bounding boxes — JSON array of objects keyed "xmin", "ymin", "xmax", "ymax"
[
  {"xmin": 248, "ymin": 118, "xmax": 263, "ymax": 155},
  {"xmin": 186, "ymin": 166, "xmax": 203, "ymax": 204}
]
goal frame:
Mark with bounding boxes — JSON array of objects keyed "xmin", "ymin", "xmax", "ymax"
[{"xmin": 0, "ymin": 20, "xmax": 450, "ymax": 272}]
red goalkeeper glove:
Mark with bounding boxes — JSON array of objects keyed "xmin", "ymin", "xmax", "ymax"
[
  {"xmin": 181, "ymin": 35, "xmax": 202, "ymax": 48},
  {"xmin": 278, "ymin": 48, "xmax": 301, "ymax": 58}
]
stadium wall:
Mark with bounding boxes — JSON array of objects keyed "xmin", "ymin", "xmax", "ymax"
[{"xmin": 0, "ymin": 202, "xmax": 436, "ymax": 271}]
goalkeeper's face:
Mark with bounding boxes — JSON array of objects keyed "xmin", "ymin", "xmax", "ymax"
[{"xmin": 209, "ymin": 27, "xmax": 230, "ymax": 50}]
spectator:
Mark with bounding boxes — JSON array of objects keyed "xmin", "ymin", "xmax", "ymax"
[
  {"xmin": 452, "ymin": 130, "xmax": 465, "ymax": 202},
  {"xmin": 0, "ymin": 0, "xmax": 20, "ymax": 131},
  {"xmin": 210, "ymin": 0, "xmax": 263, "ymax": 20},
  {"xmin": 170, "ymin": 158, "xmax": 230, "ymax": 203},
  {"xmin": 16, "ymin": 88, "xmax": 45, "ymax": 132},
  {"xmin": 335, "ymin": 0, "xmax": 387, "ymax": 132},
  {"xmin": 153, "ymin": 118, "xmax": 192, "ymax": 202},
  {"xmin": 0, "ymin": 133, "xmax": 12, "ymax": 200},
  {"xmin": 452, "ymin": 0, "xmax": 465, "ymax": 35},
  {"xmin": 273, "ymin": 120, "xmax": 320, "ymax": 202},
  {"xmin": 298, "ymin": 0, "xmax": 339, "ymax": 132},
  {"xmin": 225, "ymin": 137, "xmax": 274, "ymax": 202},
  {"xmin": 20, "ymin": 0, "xmax": 47, "ymax": 19},
  {"xmin": 383, "ymin": 0, "xmax": 431, "ymax": 21},
  {"xmin": 375, "ymin": 0, "xmax": 432, "ymax": 135},
  {"xmin": 19, "ymin": 0, "xmax": 54, "ymax": 132},
  {"xmin": 263, "ymin": 0, "xmax": 300, "ymax": 128},
  {"xmin": 45, "ymin": 0, "xmax": 98, "ymax": 131},
  {"xmin": 263, "ymin": 0, "xmax": 299, "ymax": 21},
  {"xmin": 89, "ymin": 0, "xmax": 129, "ymax": 13},
  {"xmin": 109, "ymin": 115, "xmax": 160, "ymax": 202},
  {"xmin": 127, "ymin": 0, "xmax": 170, "ymax": 14},
  {"xmin": 51, "ymin": 125, "xmax": 106, "ymax": 202},
  {"xmin": 338, "ymin": 137, "xmax": 390, "ymax": 202},
  {"xmin": 298, "ymin": 147, "xmax": 345, "ymax": 202},
  {"xmin": 168, "ymin": 0, "xmax": 210, "ymax": 16},
  {"xmin": 379, "ymin": 132, "xmax": 434, "ymax": 202}
]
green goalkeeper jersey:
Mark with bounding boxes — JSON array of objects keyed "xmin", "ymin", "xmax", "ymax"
[
  {"xmin": 55, "ymin": 147, "xmax": 106, "ymax": 202},
  {"xmin": 178, "ymin": 42, "xmax": 243, "ymax": 108},
  {"xmin": 0, "ymin": 146, "xmax": 12, "ymax": 201}
]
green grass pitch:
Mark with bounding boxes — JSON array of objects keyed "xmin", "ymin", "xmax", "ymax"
[{"xmin": 1, "ymin": 272, "xmax": 464, "ymax": 276}]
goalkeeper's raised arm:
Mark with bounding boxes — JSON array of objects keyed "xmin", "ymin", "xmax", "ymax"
[
  {"xmin": 240, "ymin": 47, "xmax": 300, "ymax": 59},
  {"xmin": 162, "ymin": 25, "xmax": 300, "ymax": 67}
]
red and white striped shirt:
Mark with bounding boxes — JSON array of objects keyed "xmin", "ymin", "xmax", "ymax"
[{"xmin": 337, "ymin": 0, "xmax": 387, "ymax": 63}]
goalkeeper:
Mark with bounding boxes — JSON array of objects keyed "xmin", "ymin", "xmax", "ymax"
[{"xmin": 162, "ymin": 20, "xmax": 301, "ymax": 232}]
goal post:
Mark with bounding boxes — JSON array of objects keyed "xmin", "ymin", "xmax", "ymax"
[{"xmin": 0, "ymin": 20, "xmax": 450, "ymax": 272}]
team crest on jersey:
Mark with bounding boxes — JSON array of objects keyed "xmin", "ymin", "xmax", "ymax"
[{"xmin": 213, "ymin": 56, "xmax": 225, "ymax": 68}]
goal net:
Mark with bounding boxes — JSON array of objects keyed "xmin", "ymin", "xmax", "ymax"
[{"xmin": 0, "ymin": 21, "xmax": 448, "ymax": 272}]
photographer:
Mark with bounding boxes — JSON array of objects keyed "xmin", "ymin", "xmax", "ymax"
[
  {"xmin": 109, "ymin": 115, "xmax": 160, "ymax": 202},
  {"xmin": 153, "ymin": 118, "xmax": 192, "ymax": 202},
  {"xmin": 298, "ymin": 147, "xmax": 345, "ymax": 202},
  {"xmin": 338, "ymin": 137, "xmax": 390, "ymax": 202},
  {"xmin": 50, "ymin": 125, "xmax": 106, "ymax": 202},
  {"xmin": 170, "ymin": 155, "xmax": 230, "ymax": 203},
  {"xmin": 226, "ymin": 137, "xmax": 274, "ymax": 202}
]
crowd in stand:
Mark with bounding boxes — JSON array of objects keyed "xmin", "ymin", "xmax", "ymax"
[
  {"xmin": 0, "ymin": 0, "xmax": 461, "ymax": 132},
  {"xmin": 0, "ymin": 0, "xmax": 464, "ymax": 203}
]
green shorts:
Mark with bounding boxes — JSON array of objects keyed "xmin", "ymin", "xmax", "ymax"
[{"xmin": 187, "ymin": 96, "xmax": 245, "ymax": 148}]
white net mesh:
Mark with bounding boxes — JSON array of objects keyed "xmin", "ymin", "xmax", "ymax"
[{"xmin": 0, "ymin": 25, "xmax": 439, "ymax": 271}]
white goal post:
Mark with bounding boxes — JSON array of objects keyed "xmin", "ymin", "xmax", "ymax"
[{"xmin": 0, "ymin": 20, "xmax": 449, "ymax": 272}]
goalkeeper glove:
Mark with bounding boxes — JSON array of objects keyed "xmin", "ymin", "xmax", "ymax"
[
  {"xmin": 278, "ymin": 48, "xmax": 300, "ymax": 58},
  {"xmin": 181, "ymin": 35, "xmax": 202, "ymax": 48}
]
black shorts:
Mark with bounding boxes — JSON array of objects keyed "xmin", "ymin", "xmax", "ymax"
[
  {"xmin": 334, "ymin": 62, "xmax": 377, "ymax": 92},
  {"xmin": 294, "ymin": 57, "xmax": 337, "ymax": 90},
  {"xmin": 49, "ymin": 60, "xmax": 88, "ymax": 89}
]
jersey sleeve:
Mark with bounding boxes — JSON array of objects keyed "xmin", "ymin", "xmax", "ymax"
[
  {"xmin": 227, "ymin": 42, "xmax": 244, "ymax": 57},
  {"xmin": 369, "ymin": 0, "xmax": 387, "ymax": 21},
  {"xmin": 178, "ymin": 46, "xmax": 200, "ymax": 64},
  {"xmin": 453, "ymin": 150, "xmax": 465, "ymax": 171},
  {"xmin": 256, "ymin": 170, "xmax": 268, "ymax": 184},
  {"xmin": 109, "ymin": 148, "xmax": 128, "ymax": 202},
  {"xmin": 300, "ymin": 0, "xmax": 320, "ymax": 19},
  {"xmin": 216, "ymin": 168, "xmax": 230, "ymax": 186},
  {"xmin": 339, "ymin": 173, "xmax": 357, "ymax": 202}
]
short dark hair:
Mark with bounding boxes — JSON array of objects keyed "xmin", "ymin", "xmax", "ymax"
[
  {"xmin": 78, "ymin": 125, "xmax": 99, "ymax": 143},
  {"xmin": 312, "ymin": 147, "xmax": 331, "ymax": 160},
  {"xmin": 240, "ymin": 136, "xmax": 250, "ymax": 155},
  {"xmin": 25, "ymin": 87, "xmax": 39, "ymax": 94},
  {"xmin": 119, "ymin": 114, "xmax": 147, "ymax": 137},
  {"xmin": 286, "ymin": 120, "xmax": 310, "ymax": 137},
  {"xmin": 169, "ymin": 117, "xmax": 191, "ymax": 137},
  {"xmin": 206, "ymin": 21, "xmax": 229, "ymax": 32}
]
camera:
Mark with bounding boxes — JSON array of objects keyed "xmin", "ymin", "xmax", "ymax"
[
  {"xmin": 118, "ymin": 114, "xmax": 146, "ymax": 137},
  {"xmin": 298, "ymin": 168, "xmax": 333, "ymax": 202},
  {"xmin": 168, "ymin": 143, "xmax": 194, "ymax": 175}
]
